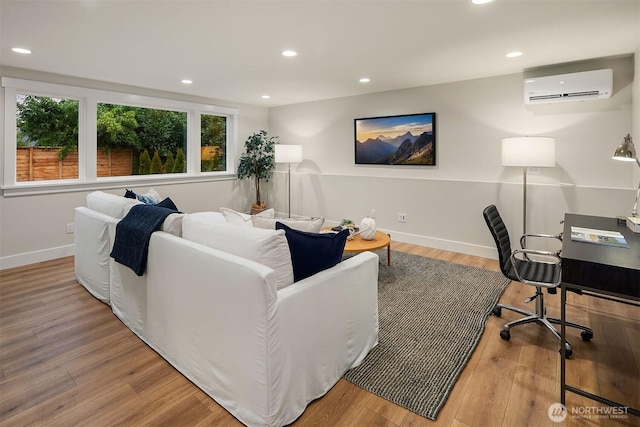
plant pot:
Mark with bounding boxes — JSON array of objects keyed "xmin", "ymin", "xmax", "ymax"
[{"xmin": 250, "ymin": 203, "xmax": 267, "ymax": 215}]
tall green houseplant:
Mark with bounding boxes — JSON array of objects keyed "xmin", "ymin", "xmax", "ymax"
[{"xmin": 237, "ymin": 130, "xmax": 276, "ymax": 213}]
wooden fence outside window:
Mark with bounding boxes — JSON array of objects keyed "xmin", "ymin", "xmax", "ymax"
[{"xmin": 16, "ymin": 147, "xmax": 133, "ymax": 181}]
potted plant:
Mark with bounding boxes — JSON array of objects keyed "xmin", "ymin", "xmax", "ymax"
[{"xmin": 237, "ymin": 130, "xmax": 277, "ymax": 214}]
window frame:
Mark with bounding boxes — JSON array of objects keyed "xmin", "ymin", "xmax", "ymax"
[{"xmin": 2, "ymin": 77, "xmax": 238, "ymax": 196}]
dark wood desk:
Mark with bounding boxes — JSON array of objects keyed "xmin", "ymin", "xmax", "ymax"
[
  {"xmin": 562, "ymin": 214, "xmax": 640, "ymax": 298},
  {"xmin": 560, "ymin": 214, "xmax": 640, "ymax": 417}
]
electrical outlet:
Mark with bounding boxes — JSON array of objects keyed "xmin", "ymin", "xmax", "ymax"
[
  {"xmin": 370, "ymin": 209, "xmax": 376, "ymax": 218},
  {"xmin": 66, "ymin": 223, "xmax": 74, "ymax": 234},
  {"xmin": 398, "ymin": 213, "xmax": 407, "ymax": 223}
]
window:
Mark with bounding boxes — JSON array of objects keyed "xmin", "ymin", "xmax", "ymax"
[
  {"xmin": 16, "ymin": 94, "xmax": 79, "ymax": 182},
  {"xmin": 97, "ymin": 103, "xmax": 187, "ymax": 177},
  {"xmin": 201, "ymin": 114, "xmax": 227, "ymax": 172},
  {"xmin": 2, "ymin": 77, "xmax": 238, "ymax": 195}
]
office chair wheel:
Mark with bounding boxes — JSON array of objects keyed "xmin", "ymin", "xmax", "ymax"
[
  {"xmin": 500, "ymin": 329, "xmax": 510, "ymax": 341},
  {"xmin": 563, "ymin": 343, "xmax": 573, "ymax": 359},
  {"xmin": 492, "ymin": 306, "xmax": 502, "ymax": 317},
  {"xmin": 581, "ymin": 330, "xmax": 593, "ymax": 341}
]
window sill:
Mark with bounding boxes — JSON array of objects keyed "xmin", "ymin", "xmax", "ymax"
[{"xmin": 1, "ymin": 173, "xmax": 237, "ymax": 197}]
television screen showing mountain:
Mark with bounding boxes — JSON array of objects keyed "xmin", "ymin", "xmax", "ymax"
[{"xmin": 354, "ymin": 112, "xmax": 436, "ymax": 165}]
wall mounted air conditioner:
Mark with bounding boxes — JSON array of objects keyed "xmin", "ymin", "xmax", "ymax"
[{"xmin": 524, "ymin": 69, "xmax": 613, "ymax": 104}]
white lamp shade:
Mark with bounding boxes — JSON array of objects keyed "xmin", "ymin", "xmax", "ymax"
[
  {"xmin": 275, "ymin": 144, "xmax": 303, "ymax": 163},
  {"xmin": 502, "ymin": 137, "xmax": 556, "ymax": 167}
]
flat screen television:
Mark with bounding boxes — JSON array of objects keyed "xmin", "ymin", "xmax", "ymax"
[{"xmin": 354, "ymin": 112, "xmax": 436, "ymax": 165}]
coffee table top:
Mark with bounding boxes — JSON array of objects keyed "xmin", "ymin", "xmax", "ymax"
[{"xmin": 344, "ymin": 230, "xmax": 390, "ymax": 253}]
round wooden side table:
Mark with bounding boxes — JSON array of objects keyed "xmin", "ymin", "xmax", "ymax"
[{"xmin": 343, "ymin": 230, "xmax": 391, "ymax": 266}]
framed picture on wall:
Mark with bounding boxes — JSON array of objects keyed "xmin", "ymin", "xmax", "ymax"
[{"xmin": 354, "ymin": 112, "xmax": 436, "ymax": 165}]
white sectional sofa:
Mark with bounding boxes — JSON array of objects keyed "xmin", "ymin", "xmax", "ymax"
[{"xmin": 74, "ymin": 191, "xmax": 379, "ymax": 427}]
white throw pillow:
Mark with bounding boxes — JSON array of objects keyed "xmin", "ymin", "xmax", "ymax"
[
  {"xmin": 252, "ymin": 216, "xmax": 325, "ymax": 233},
  {"xmin": 161, "ymin": 213, "xmax": 186, "ymax": 237},
  {"xmin": 182, "ymin": 216, "xmax": 294, "ymax": 289},
  {"xmin": 219, "ymin": 207, "xmax": 274, "ymax": 226},
  {"xmin": 86, "ymin": 191, "xmax": 142, "ymax": 219},
  {"xmin": 145, "ymin": 188, "xmax": 162, "ymax": 204},
  {"xmin": 183, "ymin": 211, "xmax": 226, "ymax": 226}
]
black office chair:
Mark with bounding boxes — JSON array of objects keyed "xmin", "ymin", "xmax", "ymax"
[{"xmin": 483, "ymin": 204, "xmax": 593, "ymax": 357}]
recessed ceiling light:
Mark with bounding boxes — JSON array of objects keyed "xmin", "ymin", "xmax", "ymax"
[
  {"xmin": 506, "ymin": 51, "xmax": 523, "ymax": 58},
  {"xmin": 262, "ymin": 95, "xmax": 271, "ymax": 99},
  {"xmin": 359, "ymin": 77, "xmax": 371, "ymax": 83},
  {"xmin": 472, "ymin": 0, "xmax": 494, "ymax": 4},
  {"xmin": 281, "ymin": 50, "xmax": 297, "ymax": 57},
  {"xmin": 12, "ymin": 47, "xmax": 31, "ymax": 54},
  {"xmin": 181, "ymin": 79, "xmax": 193, "ymax": 84}
]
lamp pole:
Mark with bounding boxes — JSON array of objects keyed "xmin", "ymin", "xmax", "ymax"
[
  {"xmin": 287, "ymin": 162, "xmax": 292, "ymax": 218},
  {"xmin": 522, "ymin": 166, "xmax": 528, "ymax": 245},
  {"xmin": 502, "ymin": 136, "xmax": 556, "ymax": 246},
  {"xmin": 274, "ymin": 144, "xmax": 303, "ymax": 219}
]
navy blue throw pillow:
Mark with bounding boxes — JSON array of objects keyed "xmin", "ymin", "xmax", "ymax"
[
  {"xmin": 157, "ymin": 197, "xmax": 179, "ymax": 211},
  {"xmin": 276, "ymin": 222, "xmax": 349, "ymax": 282}
]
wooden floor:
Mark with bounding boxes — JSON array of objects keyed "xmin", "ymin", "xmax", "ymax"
[{"xmin": 1, "ymin": 243, "xmax": 638, "ymax": 426}]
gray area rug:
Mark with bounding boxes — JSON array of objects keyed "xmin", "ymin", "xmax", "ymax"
[{"xmin": 343, "ymin": 250, "xmax": 509, "ymax": 420}]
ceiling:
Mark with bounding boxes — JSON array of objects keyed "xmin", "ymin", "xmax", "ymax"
[{"xmin": 1, "ymin": 0, "xmax": 639, "ymax": 107}]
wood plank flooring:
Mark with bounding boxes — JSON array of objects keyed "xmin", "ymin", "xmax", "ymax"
[{"xmin": 1, "ymin": 243, "xmax": 638, "ymax": 426}]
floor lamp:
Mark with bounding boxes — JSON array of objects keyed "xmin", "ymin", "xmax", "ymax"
[
  {"xmin": 274, "ymin": 144, "xmax": 303, "ymax": 218},
  {"xmin": 502, "ymin": 136, "xmax": 556, "ymax": 241},
  {"xmin": 612, "ymin": 134, "xmax": 639, "ymax": 217}
]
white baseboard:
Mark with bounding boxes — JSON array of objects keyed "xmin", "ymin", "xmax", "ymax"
[
  {"xmin": 322, "ymin": 220, "xmax": 498, "ymax": 260},
  {"xmin": 386, "ymin": 230, "xmax": 499, "ymax": 260},
  {"xmin": 0, "ymin": 244, "xmax": 75, "ymax": 271}
]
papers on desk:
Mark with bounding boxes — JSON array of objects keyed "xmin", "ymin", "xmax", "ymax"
[{"xmin": 570, "ymin": 226, "xmax": 629, "ymax": 248}]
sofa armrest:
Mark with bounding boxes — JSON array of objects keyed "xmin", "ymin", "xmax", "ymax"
[
  {"xmin": 74, "ymin": 206, "xmax": 119, "ymax": 303},
  {"xmin": 141, "ymin": 232, "xmax": 379, "ymax": 427},
  {"xmin": 144, "ymin": 232, "xmax": 281, "ymax": 426},
  {"xmin": 274, "ymin": 252, "xmax": 379, "ymax": 418}
]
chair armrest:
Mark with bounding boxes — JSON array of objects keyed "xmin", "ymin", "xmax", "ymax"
[
  {"xmin": 510, "ymin": 248, "xmax": 562, "ymax": 288},
  {"xmin": 519, "ymin": 233, "xmax": 562, "ymax": 249}
]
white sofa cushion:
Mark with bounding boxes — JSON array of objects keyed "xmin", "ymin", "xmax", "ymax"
[
  {"xmin": 183, "ymin": 214, "xmax": 294, "ymax": 289},
  {"xmin": 184, "ymin": 211, "xmax": 226, "ymax": 225},
  {"xmin": 252, "ymin": 216, "xmax": 324, "ymax": 233},
  {"xmin": 86, "ymin": 191, "xmax": 141, "ymax": 219},
  {"xmin": 220, "ymin": 207, "xmax": 274, "ymax": 226},
  {"xmin": 160, "ymin": 213, "xmax": 185, "ymax": 237}
]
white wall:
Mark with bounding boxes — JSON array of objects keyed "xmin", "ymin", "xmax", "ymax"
[
  {"xmin": 0, "ymin": 66, "xmax": 269, "ymax": 269},
  {"xmin": 269, "ymin": 56, "xmax": 636, "ymax": 258},
  {"xmin": 1, "ymin": 55, "xmax": 635, "ymax": 268}
]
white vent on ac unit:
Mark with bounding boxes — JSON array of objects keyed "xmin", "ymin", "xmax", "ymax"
[{"xmin": 524, "ymin": 69, "xmax": 613, "ymax": 104}]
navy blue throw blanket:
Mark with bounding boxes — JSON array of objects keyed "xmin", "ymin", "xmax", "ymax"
[{"xmin": 110, "ymin": 204, "xmax": 177, "ymax": 276}]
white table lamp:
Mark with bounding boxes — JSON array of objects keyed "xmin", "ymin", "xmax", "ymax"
[
  {"xmin": 502, "ymin": 136, "xmax": 556, "ymax": 237},
  {"xmin": 275, "ymin": 144, "xmax": 303, "ymax": 218}
]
